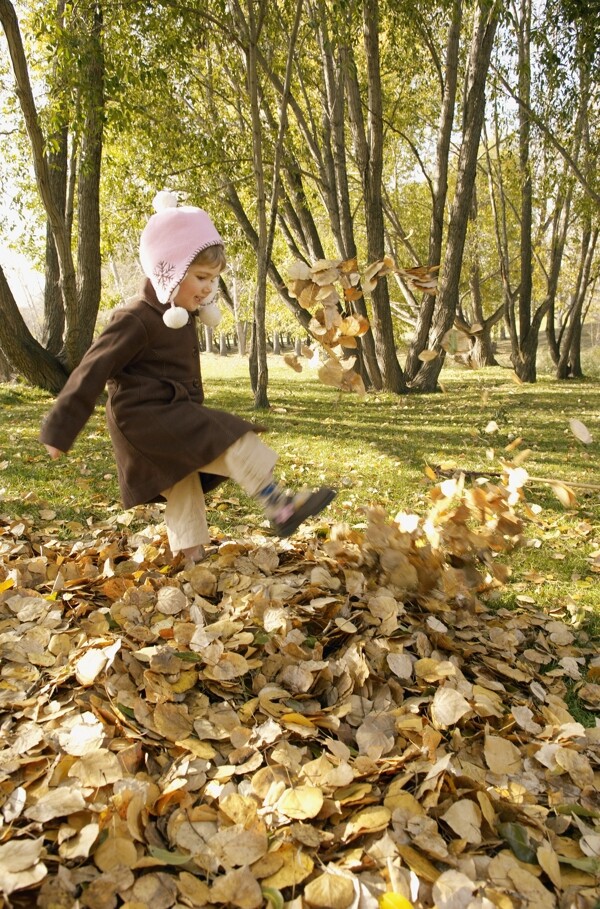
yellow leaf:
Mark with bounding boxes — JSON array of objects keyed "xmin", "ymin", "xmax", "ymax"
[
  {"xmin": 203, "ymin": 652, "xmax": 250, "ymax": 680},
  {"xmin": 430, "ymin": 686, "xmax": 472, "ymax": 727},
  {"xmin": 288, "ymin": 260, "xmax": 312, "ymax": 281},
  {"xmin": 344, "ymin": 805, "xmax": 391, "ymax": 836},
  {"xmin": 380, "ymin": 895, "xmax": 414, "ymax": 909},
  {"xmin": 299, "ymin": 283, "xmax": 321, "ymax": 308},
  {"xmin": 153, "ymin": 702, "xmax": 193, "ymax": 742},
  {"xmin": 537, "ymin": 842, "xmax": 562, "ymax": 889},
  {"xmin": 441, "ymin": 798, "xmax": 483, "ymax": 844},
  {"xmin": 280, "ymin": 712, "xmax": 316, "ymax": 728},
  {"xmin": 396, "ymin": 844, "xmax": 440, "ymax": 883}
]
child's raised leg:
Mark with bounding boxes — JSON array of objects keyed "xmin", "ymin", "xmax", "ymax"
[{"xmin": 201, "ymin": 433, "xmax": 336, "ymax": 537}]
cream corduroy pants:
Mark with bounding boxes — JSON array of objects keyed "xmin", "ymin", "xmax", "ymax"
[{"xmin": 161, "ymin": 431, "xmax": 278, "ymax": 554}]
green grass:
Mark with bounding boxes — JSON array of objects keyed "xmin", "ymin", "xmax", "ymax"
[{"xmin": 1, "ymin": 355, "xmax": 599, "ymax": 632}]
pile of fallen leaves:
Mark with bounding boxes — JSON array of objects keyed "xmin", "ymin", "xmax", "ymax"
[{"xmin": 0, "ymin": 473, "xmax": 599, "ymax": 909}]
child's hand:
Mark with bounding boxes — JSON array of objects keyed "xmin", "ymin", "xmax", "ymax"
[{"xmin": 44, "ymin": 444, "xmax": 64, "ymax": 459}]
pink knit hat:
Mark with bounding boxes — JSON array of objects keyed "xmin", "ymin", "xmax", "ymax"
[{"xmin": 139, "ymin": 191, "xmax": 223, "ymax": 328}]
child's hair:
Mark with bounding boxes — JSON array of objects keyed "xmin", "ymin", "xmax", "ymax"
[{"xmin": 193, "ymin": 244, "xmax": 227, "ymax": 271}]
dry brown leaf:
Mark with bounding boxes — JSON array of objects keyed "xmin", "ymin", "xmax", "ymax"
[
  {"xmin": 276, "ymin": 785, "xmax": 324, "ymax": 820},
  {"xmin": 94, "ymin": 836, "xmax": 138, "ymax": 871},
  {"xmin": 430, "ymin": 686, "xmax": 472, "ymax": 728},
  {"xmin": 304, "ymin": 870, "xmax": 355, "ymax": 908},
  {"xmin": 283, "ymin": 353, "xmax": 303, "ymax": 373},
  {"xmin": 569, "ymin": 418, "xmax": 592, "ymax": 444},
  {"xmin": 441, "ymin": 799, "xmax": 483, "ymax": 844}
]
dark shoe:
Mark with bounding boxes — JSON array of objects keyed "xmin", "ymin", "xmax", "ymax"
[{"xmin": 268, "ymin": 487, "xmax": 337, "ymax": 537}]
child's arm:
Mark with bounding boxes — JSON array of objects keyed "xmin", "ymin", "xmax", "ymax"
[{"xmin": 40, "ymin": 309, "xmax": 148, "ymax": 455}]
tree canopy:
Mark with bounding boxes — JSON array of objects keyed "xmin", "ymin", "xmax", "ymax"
[{"xmin": 0, "ymin": 0, "xmax": 598, "ymax": 399}]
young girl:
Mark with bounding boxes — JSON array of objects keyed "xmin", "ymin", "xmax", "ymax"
[{"xmin": 40, "ymin": 192, "xmax": 336, "ymax": 562}]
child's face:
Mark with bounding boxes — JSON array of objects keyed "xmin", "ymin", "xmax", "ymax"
[{"xmin": 174, "ymin": 262, "xmax": 223, "ymax": 313}]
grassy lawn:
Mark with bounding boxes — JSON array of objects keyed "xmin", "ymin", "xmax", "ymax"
[{"xmin": 1, "ymin": 354, "xmax": 599, "ymax": 633}]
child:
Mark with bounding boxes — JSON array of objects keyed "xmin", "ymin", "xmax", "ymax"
[{"xmin": 40, "ymin": 192, "xmax": 336, "ymax": 562}]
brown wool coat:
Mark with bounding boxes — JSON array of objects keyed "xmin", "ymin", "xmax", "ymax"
[{"xmin": 40, "ymin": 281, "xmax": 263, "ymax": 508}]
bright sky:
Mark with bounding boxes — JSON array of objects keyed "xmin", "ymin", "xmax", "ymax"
[{"xmin": 0, "ymin": 246, "xmax": 43, "ymax": 310}]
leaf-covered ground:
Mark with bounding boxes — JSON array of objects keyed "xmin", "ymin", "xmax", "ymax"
[{"xmin": 0, "ymin": 472, "xmax": 599, "ymax": 909}]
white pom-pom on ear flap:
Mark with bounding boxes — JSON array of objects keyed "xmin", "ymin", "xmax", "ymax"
[
  {"xmin": 197, "ymin": 303, "xmax": 222, "ymax": 328},
  {"xmin": 163, "ymin": 305, "xmax": 189, "ymax": 329},
  {"xmin": 196, "ymin": 278, "xmax": 222, "ymax": 328},
  {"xmin": 153, "ymin": 190, "xmax": 178, "ymax": 212}
]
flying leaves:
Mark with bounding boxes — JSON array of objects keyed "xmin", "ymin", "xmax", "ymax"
[{"xmin": 286, "ymin": 256, "xmax": 439, "ymax": 395}]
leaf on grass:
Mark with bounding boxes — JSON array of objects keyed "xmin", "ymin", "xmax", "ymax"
[{"xmin": 568, "ymin": 418, "xmax": 592, "ymax": 444}]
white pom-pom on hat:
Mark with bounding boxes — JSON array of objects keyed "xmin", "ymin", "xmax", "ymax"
[
  {"xmin": 197, "ymin": 303, "xmax": 222, "ymax": 328},
  {"xmin": 153, "ymin": 190, "xmax": 178, "ymax": 212},
  {"xmin": 163, "ymin": 305, "xmax": 189, "ymax": 329}
]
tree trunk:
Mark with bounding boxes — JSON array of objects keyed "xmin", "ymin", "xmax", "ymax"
[
  {"xmin": 234, "ymin": 0, "xmax": 303, "ymax": 408},
  {"xmin": 411, "ymin": 1, "xmax": 499, "ymax": 392},
  {"xmin": 557, "ymin": 226, "xmax": 597, "ymax": 379},
  {"xmin": 0, "ymin": 265, "xmax": 68, "ymax": 391},
  {"xmin": 70, "ymin": 1, "xmax": 104, "ymax": 364},
  {"xmin": 345, "ymin": 0, "xmax": 405, "ymax": 392},
  {"xmin": 43, "ymin": 129, "xmax": 67, "ymax": 355},
  {"xmin": 0, "ymin": 0, "xmax": 79, "ymax": 363},
  {"xmin": 406, "ymin": 0, "xmax": 462, "ymax": 381},
  {"xmin": 0, "ymin": 0, "xmax": 105, "ymax": 387},
  {"xmin": 467, "ymin": 261, "xmax": 499, "ymax": 366}
]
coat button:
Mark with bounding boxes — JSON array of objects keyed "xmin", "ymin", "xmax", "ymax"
[{"xmin": 193, "ymin": 380, "xmax": 199, "ymax": 388}]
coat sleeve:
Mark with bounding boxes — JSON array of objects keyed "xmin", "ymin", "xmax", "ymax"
[{"xmin": 40, "ymin": 309, "xmax": 149, "ymax": 453}]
